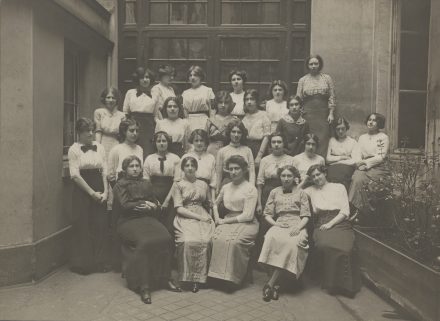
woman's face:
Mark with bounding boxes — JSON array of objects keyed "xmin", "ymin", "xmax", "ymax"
[
  {"xmin": 125, "ymin": 125, "xmax": 139, "ymax": 143},
  {"xmin": 288, "ymin": 98, "xmax": 301, "ymax": 119},
  {"xmin": 189, "ymin": 71, "xmax": 201, "ymax": 87},
  {"xmin": 304, "ymin": 138, "xmax": 317, "ymax": 154},
  {"xmin": 335, "ymin": 123, "xmax": 348, "ymax": 139},
  {"xmin": 244, "ymin": 94, "xmax": 257, "ymax": 113},
  {"xmin": 366, "ymin": 114, "xmax": 378, "ymax": 131},
  {"xmin": 104, "ymin": 92, "xmax": 117, "ymax": 110},
  {"xmin": 272, "ymin": 85, "xmax": 285, "ymax": 102},
  {"xmin": 183, "ymin": 160, "xmax": 197, "ymax": 177},
  {"xmin": 308, "ymin": 58, "xmax": 320, "ymax": 74},
  {"xmin": 230, "ymin": 126, "xmax": 242, "ymax": 144},
  {"xmin": 155, "ymin": 134, "xmax": 169, "ymax": 153},
  {"xmin": 166, "ymin": 100, "xmax": 179, "ymax": 120},
  {"xmin": 228, "ymin": 163, "xmax": 245, "ymax": 183},
  {"xmin": 126, "ymin": 160, "xmax": 142, "ymax": 178},
  {"xmin": 310, "ymin": 169, "xmax": 327, "ymax": 187},
  {"xmin": 217, "ymin": 99, "xmax": 231, "ymax": 116},
  {"xmin": 231, "ymin": 74, "xmax": 244, "ymax": 92},
  {"xmin": 280, "ymin": 169, "xmax": 295, "ymax": 189},
  {"xmin": 78, "ymin": 126, "xmax": 94, "ymax": 145},
  {"xmin": 139, "ymin": 72, "xmax": 151, "ymax": 88},
  {"xmin": 271, "ymin": 135, "xmax": 284, "ymax": 155},
  {"xmin": 193, "ymin": 135, "xmax": 206, "ymax": 152},
  {"xmin": 161, "ymin": 74, "xmax": 173, "ymax": 86}
]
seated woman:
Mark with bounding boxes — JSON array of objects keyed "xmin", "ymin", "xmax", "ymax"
[
  {"xmin": 174, "ymin": 156, "xmax": 215, "ymax": 293},
  {"xmin": 209, "ymin": 155, "xmax": 259, "ymax": 285},
  {"xmin": 305, "ymin": 164, "xmax": 361, "ymax": 297},
  {"xmin": 113, "ymin": 156, "xmax": 181, "ymax": 304},
  {"xmin": 258, "ymin": 165, "xmax": 311, "ymax": 302},
  {"xmin": 326, "ymin": 117, "xmax": 357, "ymax": 191},
  {"xmin": 349, "ymin": 113, "xmax": 389, "ymax": 215},
  {"xmin": 292, "ymin": 134, "xmax": 325, "ymax": 186}
]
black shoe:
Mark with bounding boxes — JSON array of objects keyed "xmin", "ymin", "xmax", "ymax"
[
  {"xmin": 166, "ymin": 280, "xmax": 182, "ymax": 292},
  {"xmin": 272, "ymin": 286, "xmax": 280, "ymax": 300},
  {"xmin": 191, "ymin": 282, "xmax": 199, "ymax": 293},
  {"xmin": 262, "ymin": 284, "xmax": 272, "ymax": 302},
  {"xmin": 140, "ymin": 289, "xmax": 152, "ymax": 304}
]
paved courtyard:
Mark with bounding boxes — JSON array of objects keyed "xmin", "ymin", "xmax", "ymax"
[{"xmin": 0, "ymin": 267, "xmax": 412, "ymax": 321}]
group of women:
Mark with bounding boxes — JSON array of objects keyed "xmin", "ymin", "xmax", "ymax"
[{"xmin": 67, "ymin": 54, "xmax": 390, "ymax": 304}]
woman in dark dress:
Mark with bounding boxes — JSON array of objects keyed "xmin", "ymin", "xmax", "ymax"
[
  {"xmin": 305, "ymin": 164, "xmax": 361, "ymax": 297},
  {"xmin": 113, "ymin": 155, "xmax": 181, "ymax": 304},
  {"xmin": 67, "ymin": 118, "xmax": 110, "ymax": 275}
]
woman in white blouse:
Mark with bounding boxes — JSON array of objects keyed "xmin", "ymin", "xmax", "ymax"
[
  {"xmin": 326, "ymin": 117, "xmax": 357, "ymax": 190},
  {"xmin": 151, "ymin": 64, "xmax": 176, "ymax": 113},
  {"xmin": 265, "ymin": 80, "xmax": 289, "ymax": 133},
  {"xmin": 229, "ymin": 69, "xmax": 247, "ymax": 118},
  {"xmin": 67, "ymin": 118, "xmax": 110, "ymax": 275},
  {"xmin": 123, "ymin": 67, "xmax": 162, "ymax": 158},
  {"xmin": 305, "ymin": 164, "xmax": 361, "ymax": 297},
  {"xmin": 292, "ymin": 133, "xmax": 325, "ymax": 187},
  {"xmin": 349, "ymin": 113, "xmax": 389, "ymax": 215}
]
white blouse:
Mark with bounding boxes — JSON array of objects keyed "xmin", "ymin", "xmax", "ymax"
[
  {"xmin": 292, "ymin": 152, "xmax": 325, "ymax": 180},
  {"xmin": 265, "ymin": 99, "xmax": 288, "ymax": 133},
  {"xmin": 257, "ymin": 154, "xmax": 295, "ymax": 186},
  {"xmin": 216, "ymin": 181, "xmax": 258, "ymax": 223},
  {"xmin": 242, "ymin": 110, "xmax": 271, "ymax": 140},
  {"xmin": 93, "ymin": 108, "xmax": 126, "ymax": 136},
  {"xmin": 107, "ymin": 143, "xmax": 143, "ymax": 180},
  {"xmin": 326, "ymin": 136, "xmax": 358, "ymax": 166},
  {"xmin": 123, "ymin": 89, "xmax": 160, "ymax": 116},
  {"xmin": 354, "ymin": 132, "xmax": 389, "ymax": 169},
  {"xmin": 230, "ymin": 92, "xmax": 245, "ymax": 116},
  {"xmin": 305, "ymin": 182, "xmax": 350, "ymax": 217},
  {"xmin": 176, "ymin": 151, "xmax": 217, "ymax": 188},
  {"xmin": 155, "ymin": 118, "xmax": 191, "ymax": 144},
  {"xmin": 68, "ymin": 142, "xmax": 107, "ymax": 179},
  {"xmin": 143, "ymin": 152, "xmax": 180, "ymax": 180},
  {"xmin": 151, "ymin": 83, "xmax": 175, "ymax": 110},
  {"xmin": 182, "ymin": 85, "xmax": 215, "ymax": 114}
]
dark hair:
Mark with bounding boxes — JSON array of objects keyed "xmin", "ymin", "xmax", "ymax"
[
  {"xmin": 225, "ymin": 155, "xmax": 248, "ymax": 173},
  {"xmin": 277, "ymin": 165, "xmax": 301, "ymax": 185},
  {"xmin": 181, "ymin": 156, "xmax": 198, "ymax": 171},
  {"xmin": 365, "ymin": 112, "xmax": 386, "ymax": 130},
  {"xmin": 153, "ymin": 131, "xmax": 173, "ymax": 151},
  {"xmin": 224, "ymin": 119, "xmax": 248, "ymax": 145},
  {"xmin": 268, "ymin": 132, "xmax": 285, "ymax": 146},
  {"xmin": 243, "ymin": 89, "xmax": 260, "ymax": 113},
  {"xmin": 100, "ymin": 87, "xmax": 121, "ymax": 106},
  {"xmin": 76, "ymin": 118, "xmax": 95, "ymax": 134},
  {"xmin": 132, "ymin": 67, "xmax": 155, "ymax": 85},
  {"xmin": 268, "ymin": 80, "xmax": 288, "ymax": 100},
  {"xmin": 287, "ymin": 95, "xmax": 303, "ymax": 108},
  {"xmin": 121, "ymin": 155, "xmax": 142, "ymax": 174},
  {"xmin": 187, "ymin": 65, "xmax": 205, "ymax": 82},
  {"xmin": 305, "ymin": 55, "xmax": 324, "ymax": 72},
  {"xmin": 161, "ymin": 96, "xmax": 185, "ymax": 119},
  {"xmin": 189, "ymin": 129, "xmax": 209, "ymax": 146},
  {"xmin": 157, "ymin": 64, "xmax": 175, "ymax": 80},
  {"xmin": 332, "ymin": 117, "xmax": 350, "ymax": 138},
  {"xmin": 304, "ymin": 133, "xmax": 320, "ymax": 148},
  {"xmin": 214, "ymin": 91, "xmax": 235, "ymax": 114},
  {"xmin": 229, "ymin": 69, "xmax": 248, "ymax": 84},
  {"xmin": 306, "ymin": 164, "xmax": 328, "ymax": 177},
  {"xmin": 119, "ymin": 118, "xmax": 140, "ymax": 142}
]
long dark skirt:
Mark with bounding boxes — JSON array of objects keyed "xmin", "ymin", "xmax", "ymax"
[
  {"xmin": 131, "ymin": 112, "xmax": 155, "ymax": 159},
  {"xmin": 312, "ymin": 211, "xmax": 361, "ymax": 294},
  {"xmin": 70, "ymin": 169, "xmax": 110, "ymax": 273},
  {"xmin": 303, "ymin": 95, "xmax": 330, "ymax": 157},
  {"xmin": 150, "ymin": 175, "xmax": 175, "ymax": 233},
  {"xmin": 247, "ymin": 139, "xmax": 263, "ymax": 161},
  {"xmin": 327, "ymin": 164, "xmax": 355, "ymax": 191},
  {"xmin": 117, "ymin": 216, "xmax": 172, "ymax": 291}
]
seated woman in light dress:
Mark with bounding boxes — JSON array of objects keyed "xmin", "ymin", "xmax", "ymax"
[
  {"xmin": 173, "ymin": 156, "xmax": 215, "ymax": 293},
  {"xmin": 229, "ymin": 69, "xmax": 247, "ymax": 118},
  {"xmin": 326, "ymin": 117, "xmax": 357, "ymax": 191},
  {"xmin": 265, "ymin": 80, "xmax": 289, "ymax": 133},
  {"xmin": 258, "ymin": 165, "xmax": 311, "ymax": 302},
  {"xmin": 151, "ymin": 64, "xmax": 176, "ymax": 113},
  {"xmin": 209, "ymin": 155, "xmax": 259, "ymax": 286},
  {"xmin": 305, "ymin": 164, "xmax": 361, "ymax": 297},
  {"xmin": 292, "ymin": 133, "xmax": 325, "ymax": 187}
]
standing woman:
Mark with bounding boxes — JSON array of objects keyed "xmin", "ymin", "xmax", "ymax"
[
  {"xmin": 349, "ymin": 113, "xmax": 389, "ymax": 214},
  {"xmin": 258, "ymin": 165, "xmax": 311, "ymax": 301},
  {"xmin": 94, "ymin": 87, "xmax": 126, "ymax": 157},
  {"xmin": 242, "ymin": 89, "xmax": 271, "ymax": 167},
  {"xmin": 123, "ymin": 67, "xmax": 162, "ymax": 158},
  {"xmin": 67, "ymin": 118, "xmax": 110, "ymax": 274},
  {"xmin": 206, "ymin": 91, "xmax": 236, "ymax": 157},
  {"xmin": 182, "ymin": 65, "xmax": 215, "ymax": 132},
  {"xmin": 151, "ymin": 64, "xmax": 176, "ymax": 113},
  {"xmin": 265, "ymin": 80, "xmax": 289, "ymax": 133},
  {"xmin": 229, "ymin": 69, "xmax": 247, "ymax": 118},
  {"xmin": 113, "ymin": 156, "xmax": 181, "ymax": 304},
  {"xmin": 155, "ymin": 96, "xmax": 191, "ymax": 157},
  {"xmin": 209, "ymin": 155, "xmax": 259, "ymax": 285},
  {"xmin": 276, "ymin": 95, "xmax": 310, "ymax": 156},
  {"xmin": 326, "ymin": 117, "xmax": 358, "ymax": 191},
  {"xmin": 292, "ymin": 133, "xmax": 325, "ymax": 183},
  {"xmin": 174, "ymin": 157, "xmax": 215, "ymax": 293},
  {"xmin": 305, "ymin": 164, "xmax": 361, "ymax": 297},
  {"xmin": 296, "ymin": 55, "xmax": 336, "ymax": 156},
  {"xmin": 216, "ymin": 120, "xmax": 255, "ymax": 191}
]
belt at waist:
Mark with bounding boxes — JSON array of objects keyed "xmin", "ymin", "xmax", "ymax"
[
  {"xmin": 130, "ymin": 112, "xmax": 154, "ymax": 118},
  {"xmin": 314, "ymin": 209, "xmax": 340, "ymax": 225}
]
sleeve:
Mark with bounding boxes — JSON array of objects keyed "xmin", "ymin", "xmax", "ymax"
[
  {"xmin": 216, "ymin": 149, "xmax": 224, "ymax": 177},
  {"xmin": 173, "ymin": 157, "xmax": 181, "ymax": 182},
  {"xmin": 263, "ymin": 189, "xmax": 276, "ymax": 217},
  {"xmin": 299, "ymin": 190, "xmax": 311, "ymax": 218},
  {"xmin": 143, "ymin": 158, "xmax": 151, "ymax": 181},
  {"xmin": 94, "ymin": 109, "xmax": 103, "ymax": 133},
  {"xmin": 326, "ymin": 138, "xmax": 339, "ymax": 163},
  {"xmin": 209, "ymin": 156, "xmax": 218, "ymax": 188},
  {"xmin": 183, "ymin": 120, "xmax": 192, "ymax": 151},
  {"xmin": 262, "ymin": 114, "xmax": 271, "ymax": 137},
  {"xmin": 107, "ymin": 146, "xmax": 118, "ymax": 181},
  {"xmin": 326, "ymin": 74, "xmax": 336, "ymax": 109},
  {"xmin": 256, "ymin": 157, "xmax": 267, "ymax": 186},
  {"xmin": 296, "ymin": 77, "xmax": 304, "ymax": 99},
  {"xmin": 113, "ymin": 183, "xmax": 143, "ymax": 210},
  {"xmin": 67, "ymin": 145, "xmax": 81, "ymax": 179},
  {"xmin": 215, "ymin": 186, "xmax": 224, "ymax": 206},
  {"xmin": 122, "ymin": 90, "xmax": 131, "ymax": 114},
  {"xmin": 364, "ymin": 134, "xmax": 389, "ymax": 169},
  {"xmin": 155, "ymin": 120, "xmax": 162, "ymax": 133},
  {"xmin": 349, "ymin": 139, "xmax": 359, "ymax": 163},
  {"xmin": 235, "ymin": 186, "xmax": 258, "ymax": 223},
  {"xmin": 336, "ymin": 184, "xmax": 350, "ymax": 217},
  {"xmin": 352, "ymin": 136, "xmax": 363, "ymax": 163},
  {"xmin": 98, "ymin": 144, "xmax": 108, "ymax": 176},
  {"xmin": 247, "ymin": 149, "xmax": 256, "ymax": 185},
  {"xmin": 208, "ymin": 87, "xmax": 215, "ymax": 100},
  {"xmin": 173, "ymin": 183, "xmax": 184, "ymax": 208},
  {"xmin": 151, "ymin": 85, "xmax": 160, "ymax": 103}
]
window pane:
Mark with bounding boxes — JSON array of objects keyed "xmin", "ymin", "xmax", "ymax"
[
  {"xmin": 125, "ymin": 1, "xmax": 137, "ymax": 24},
  {"xmin": 260, "ymin": 62, "xmax": 279, "ymax": 81},
  {"xmin": 170, "ymin": 39, "xmax": 187, "ymax": 59},
  {"xmin": 188, "ymin": 3, "xmax": 207, "ymax": 24},
  {"xmin": 188, "ymin": 39, "xmax": 206, "ymax": 59},
  {"xmin": 222, "ymin": 3, "xmax": 241, "ymax": 24},
  {"xmin": 119, "ymin": 59, "xmax": 137, "ymax": 82},
  {"xmin": 401, "ymin": 0, "xmax": 430, "ymax": 33},
  {"xmin": 150, "ymin": 39, "xmax": 169, "ymax": 58},
  {"xmin": 242, "ymin": 3, "xmax": 259, "ymax": 24},
  {"xmin": 240, "ymin": 61, "xmax": 260, "ymax": 82},
  {"xmin": 399, "ymin": 34, "xmax": 428, "ymax": 90},
  {"xmin": 291, "ymin": 61, "xmax": 305, "ymax": 81},
  {"xmin": 241, "ymin": 39, "xmax": 260, "ymax": 59},
  {"xmin": 220, "ymin": 61, "xmax": 240, "ymax": 82},
  {"xmin": 174, "ymin": 62, "xmax": 190, "ymax": 82},
  {"xmin": 292, "ymin": 36, "xmax": 306, "ymax": 58},
  {"xmin": 260, "ymin": 39, "xmax": 278, "ymax": 59},
  {"xmin": 261, "ymin": 3, "xmax": 280, "ymax": 24},
  {"xmin": 292, "ymin": 1, "xmax": 307, "ymax": 25},
  {"xmin": 120, "ymin": 36, "xmax": 137, "ymax": 58},
  {"xmin": 398, "ymin": 93, "xmax": 426, "ymax": 148},
  {"xmin": 150, "ymin": 3, "xmax": 168, "ymax": 24},
  {"xmin": 221, "ymin": 38, "xmax": 241, "ymax": 59},
  {"xmin": 171, "ymin": 3, "xmax": 187, "ymax": 24}
]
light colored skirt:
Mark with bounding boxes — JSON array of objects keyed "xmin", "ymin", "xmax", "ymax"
[
  {"xmin": 258, "ymin": 214, "xmax": 308, "ymax": 277},
  {"xmin": 188, "ymin": 113, "xmax": 209, "ymax": 132},
  {"xmin": 174, "ymin": 204, "xmax": 215, "ymax": 283},
  {"xmin": 208, "ymin": 213, "xmax": 259, "ymax": 284},
  {"xmin": 101, "ymin": 133, "xmax": 119, "ymax": 157}
]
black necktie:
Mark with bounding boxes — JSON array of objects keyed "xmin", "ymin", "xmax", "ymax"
[
  {"xmin": 81, "ymin": 145, "xmax": 97, "ymax": 153},
  {"xmin": 158, "ymin": 156, "xmax": 166, "ymax": 174}
]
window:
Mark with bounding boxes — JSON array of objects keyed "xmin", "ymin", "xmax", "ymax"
[
  {"xmin": 63, "ymin": 46, "xmax": 80, "ymax": 155},
  {"xmin": 221, "ymin": 0, "xmax": 281, "ymax": 25},
  {"xmin": 149, "ymin": 0, "xmax": 208, "ymax": 25}
]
